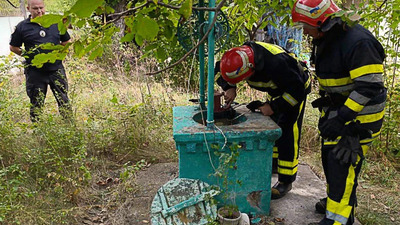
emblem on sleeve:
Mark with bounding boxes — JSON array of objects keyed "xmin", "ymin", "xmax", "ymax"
[{"xmin": 39, "ymin": 30, "xmax": 46, "ymax": 37}]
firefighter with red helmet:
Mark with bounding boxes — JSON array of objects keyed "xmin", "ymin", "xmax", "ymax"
[
  {"xmin": 216, "ymin": 41, "xmax": 311, "ymax": 199},
  {"xmin": 292, "ymin": 0, "xmax": 386, "ymax": 224}
]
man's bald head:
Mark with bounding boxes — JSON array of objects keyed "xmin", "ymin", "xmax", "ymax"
[{"xmin": 27, "ymin": 0, "xmax": 45, "ymax": 19}]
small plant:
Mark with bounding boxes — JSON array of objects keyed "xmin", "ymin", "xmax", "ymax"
[{"xmin": 210, "ymin": 142, "xmax": 242, "ymax": 224}]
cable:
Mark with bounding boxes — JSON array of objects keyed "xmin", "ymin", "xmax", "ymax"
[{"xmin": 6, "ymin": 0, "xmax": 18, "ymax": 8}]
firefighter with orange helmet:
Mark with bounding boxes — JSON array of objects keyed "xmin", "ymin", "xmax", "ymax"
[
  {"xmin": 216, "ymin": 41, "xmax": 311, "ymax": 199},
  {"xmin": 292, "ymin": 0, "xmax": 386, "ymax": 224}
]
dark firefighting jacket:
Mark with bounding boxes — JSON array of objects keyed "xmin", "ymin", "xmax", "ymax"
[
  {"xmin": 217, "ymin": 41, "xmax": 311, "ymax": 114},
  {"xmin": 313, "ymin": 23, "xmax": 386, "ymax": 137}
]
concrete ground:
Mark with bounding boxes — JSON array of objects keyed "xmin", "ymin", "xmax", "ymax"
[
  {"xmin": 270, "ymin": 164, "xmax": 361, "ymax": 225},
  {"xmin": 125, "ymin": 162, "xmax": 361, "ymax": 225}
]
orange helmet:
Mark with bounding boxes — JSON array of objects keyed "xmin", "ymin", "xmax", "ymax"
[
  {"xmin": 220, "ymin": 45, "xmax": 255, "ymax": 84},
  {"xmin": 292, "ymin": 0, "xmax": 341, "ymax": 27}
]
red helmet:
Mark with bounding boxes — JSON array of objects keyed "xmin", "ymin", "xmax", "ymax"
[
  {"xmin": 220, "ymin": 45, "xmax": 255, "ymax": 84},
  {"xmin": 292, "ymin": 0, "xmax": 341, "ymax": 27}
]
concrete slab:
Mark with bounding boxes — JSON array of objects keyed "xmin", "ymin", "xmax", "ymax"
[{"xmin": 269, "ymin": 163, "xmax": 325, "ymax": 224}]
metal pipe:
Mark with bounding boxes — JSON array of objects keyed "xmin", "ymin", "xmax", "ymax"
[{"xmin": 206, "ymin": 0, "xmax": 216, "ymax": 128}]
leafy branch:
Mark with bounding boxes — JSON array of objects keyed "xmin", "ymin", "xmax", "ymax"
[{"xmin": 145, "ymin": 0, "xmax": 227, "ymax": 76}]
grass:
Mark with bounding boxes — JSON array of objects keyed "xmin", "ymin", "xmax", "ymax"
[{"xmin": 1, "ymin": 49, "xmax": 399, "ymax": 224}]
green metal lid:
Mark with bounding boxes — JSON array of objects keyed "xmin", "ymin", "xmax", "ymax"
[{"xmin": 150, "ymin": 178, "xmax": 219, "ymax": 225}]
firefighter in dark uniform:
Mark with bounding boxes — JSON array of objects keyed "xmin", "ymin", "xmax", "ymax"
[
  {"xmin": 292, "ymin": 0, "xmax": 386, "ymax": 224},
  {"xmin": 216, "ymin": 41, "xmax": 311, "ymax": 199},
  {"xmin": 9, "ymin": 0, "xmax": 72, "ymax": 122}
]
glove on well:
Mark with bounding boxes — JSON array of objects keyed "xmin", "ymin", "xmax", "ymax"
[{"xmin": 246, "ymin": 100, "xmax": 264, "ymax": 112}]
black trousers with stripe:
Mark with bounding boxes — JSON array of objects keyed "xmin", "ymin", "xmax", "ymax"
[{"xmin": 272, "ymin": 99, "xmax": 306, "ymax": 184}]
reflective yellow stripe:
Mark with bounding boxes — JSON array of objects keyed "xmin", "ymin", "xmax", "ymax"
[
  {"xmin": 293, "ymin": 101, "xmax": 304, "ymax": 162},
  {"xmin": 304, "ymin": 76, "xmax": 311, "ymax": 89},
  {"xmin": 356, "ymin": 110, "xmax": 385, "ymax": 123},
  {"xmin": 283, "ymin": 92, "xmax": 298, "ymax": 106},
  {"xmin": 278, "ymin": 166, "xmax": 298, "ymax": 176},
  {"xmin": 255, "ymin": 41, "xmax": 285, "ymax": 55},
  {"xmin": 326, "ymin": 198, "xmax": 353, "ymax": 224},
  {"xmin": 273, "ymin": 147, "xmax": 278, "ymax": 158},
  {"xmin": 361, "ymin": 144, "xmax": 369, "ymax": 158},
  {"xmin": 278, "ymin": 159, "xmax": 299, "ymax": 168},
  {"xmin": 247, "ymin": 80, "xmax": 278, "ymax": 89},
  {"xmin": 343, "ymin": 163, "xmax": 356, "ymax": 203},
  {"xmin": 344, "ymin": 98, "xmax": 364, "ymax": 112},
  {"xmin": 350, "ymin": 64, "xmax": 383, "ymax": 79},
  {"xmin": 318, "ymin": 77, "xmax": 352, "ymax": 87}
]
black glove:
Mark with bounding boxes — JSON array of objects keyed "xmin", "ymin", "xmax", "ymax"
[
  {"xmin": 331, "ymin": 122, "xmax": 366, "ymax": 166},
  {"xmin": 319, "ymin": 115, "xmax": 346, "ymax": 140},
  {"xmin": 246, "ymin": 100, "xmax": 264, "ymax": 112},
  {"xmin": 332, "ymin": 135, "xmax": 364, "ymax": 166},
  {"xmin": 311, "ymin": 97, "xmax": 330, "ymax": 112}
]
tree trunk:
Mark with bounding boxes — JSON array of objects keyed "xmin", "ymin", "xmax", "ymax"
[
  {"xmin": 20, "ymin": 0, "xmax": 26, "ymax": 19},
  {"xmin": 113, "ymin": 0, "xmax": 127, "ymax": 39}
]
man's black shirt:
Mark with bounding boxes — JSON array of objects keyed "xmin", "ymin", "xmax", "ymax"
[{"xmin": 10, "ymin": 16, "xmax": 70, "ymax": 71}]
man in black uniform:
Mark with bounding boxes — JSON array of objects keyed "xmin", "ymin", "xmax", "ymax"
[
  {"xmin": 216, "ymin": 41, "xmax": 311, "ymax": 199},
  {"xmin": 10, "ymin": 0, "xmax": 72, "ymax": 122},
  {"xmin": 292, "ymin": 0, "xmax": 386, "ymax": 224}
]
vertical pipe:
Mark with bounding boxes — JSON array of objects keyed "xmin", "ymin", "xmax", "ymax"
[
  {"xmin": 198, "ymin": 0, "xmax": 206, "ymax": 109},
  {"xmin": 206, "ymin": 0, "xmax": 216, "ymax": 128}
]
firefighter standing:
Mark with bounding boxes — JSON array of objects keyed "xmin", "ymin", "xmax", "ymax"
[
  {"xmin": 292, "ymin": 0, "xmax": 386, "ymax": 224},
  {"xmin": 216, "ymin": 41, "xmax": 311, "ymax": 199}
]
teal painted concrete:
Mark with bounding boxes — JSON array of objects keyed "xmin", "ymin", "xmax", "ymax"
[{"xmin": 173, "ymin": 105, "xmax": 282, "ymax": 215}]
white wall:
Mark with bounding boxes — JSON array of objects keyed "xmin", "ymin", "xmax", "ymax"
[{"xmin": 0, "ymin": 16, "xmax": 24, "ymax": 56}]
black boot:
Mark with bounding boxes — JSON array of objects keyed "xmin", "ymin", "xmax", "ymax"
[
  {"xmin": 271, "ymin": 181, "xmax": 292, "ymax": 199},
  {"xmin": 315, "ymin": 198, "xmax": 327, "ymax": 214}
]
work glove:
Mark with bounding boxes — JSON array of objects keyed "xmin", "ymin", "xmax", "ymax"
[
  {"xmin": 246, "ymin": 100, "xmax": 264, "ymax": 112},
  {"xmin": 319, "ymin": 115, "xmax": 346, "ymax": 140},
  {"xmin": 332, "ymin": 135, "xmax": 363, "ymax": 166},
  {"xmin": 311, "ymin": 97, "xmax": 330, "ymax": 112},
  {"xmin": 331, "ymin": 122, "xmax": 370, "ymax": 166}
]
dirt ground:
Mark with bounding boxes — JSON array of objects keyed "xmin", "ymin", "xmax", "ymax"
[{"xmin": 82, "ymin": 162, "xmax": 361, "ymax": 225}]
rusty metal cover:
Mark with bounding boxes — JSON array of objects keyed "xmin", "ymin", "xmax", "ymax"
[{"xmin": 150, "ymin": 178, "xmax": 219, "ymax": 225}]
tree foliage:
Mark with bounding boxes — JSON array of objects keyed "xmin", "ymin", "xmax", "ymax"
[{"xmin": 31, "ymin": 0, "xmax": 296, "ymax": 68}]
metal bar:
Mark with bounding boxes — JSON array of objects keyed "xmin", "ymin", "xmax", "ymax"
[{"xmin": 206, "ymin": 0, "xmax": 216, "ymax": 128}]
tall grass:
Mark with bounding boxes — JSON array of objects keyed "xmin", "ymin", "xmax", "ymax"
[{"xmin": 0, "ymin": 47, "xmax": 187, "ymax": 223}]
